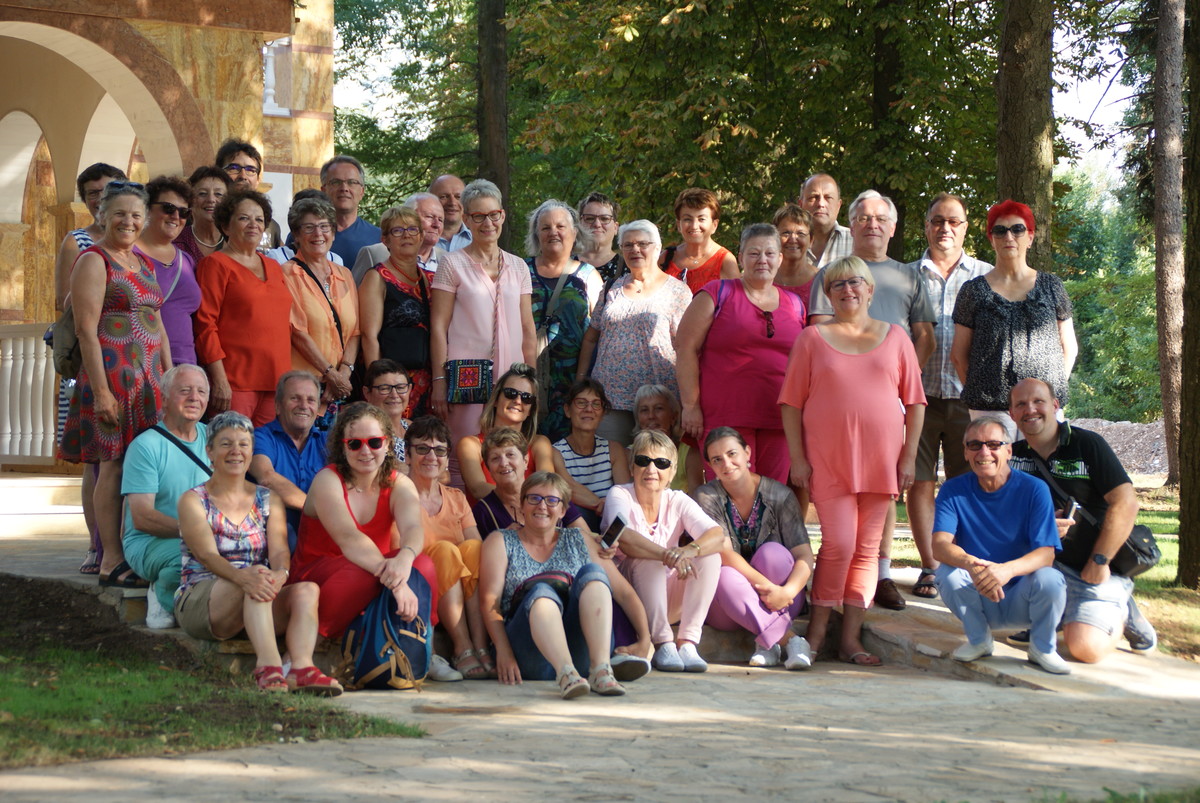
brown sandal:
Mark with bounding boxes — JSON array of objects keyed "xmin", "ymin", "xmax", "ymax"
[{"xmin": 453, "ymin": 649, "xmax": 489, "ymax": 680}]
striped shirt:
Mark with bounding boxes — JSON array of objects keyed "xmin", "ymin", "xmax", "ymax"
[{"xmin": 553, "ymin": 436, "xmax": 614, "ymax": 500}]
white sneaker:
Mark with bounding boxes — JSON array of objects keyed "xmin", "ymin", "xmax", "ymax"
[
  {"xmin": 1028, "ymin": 645, "xmax": 1072, "ymax": 675},
  {"xmin": 677, "ymin": 642, "xmax": 708, "ymax": 673},
  {"xmin": 610, "ymin": 653, "xmax": 651, "ymax": 682},
  {"xmin": 783, "ymin": 636, "xmax": 813, "ymax": 671},
  {"xmin": 652, "ymin": 642, "xmax": 684, "ymax": 672},
  {"xmin": 428, "ymin": 654, "xmax": 464, "ymax": 682},
  {"xmin": 749, "ymin": 644, "xmax": 781, "ymax": 667},
  {"xmin": 951, "ymin": 636, "xmax": 994, "ymax": 663},
  {"xmin": 145, "ymin": 590, "xmax": 175, "ymax": 630}
]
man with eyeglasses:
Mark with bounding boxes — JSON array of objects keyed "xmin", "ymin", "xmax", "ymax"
[
  {"xmin": 321, "ymin": 155, "xmax": 381, "ymax": 266},
  {"xmin": 430, "ymin": 174, "xmax": 472, "ymax": 251},
  {"xmin": 904, "ymin": 193, "xmax": 993, "ymax": 602},
  {"xmin": 809, "ymin": 189, "xmax": 936, "ymax": 610},
  {"xmin": 250, "ymin": 371, "xmax": 328, "ymax": 551},
  {"xmin": 797, "ymin": 173, "xmax": 852, "ymax": 268},
  {"xmin": 1007, "ymin": 378, "xmax": 1157, "ymax": 660},
  {"xmin": 215, "ymin": 138, "xmax": 282, "ymax": 251},
  {"xmin": 932, "ymin": 415, "xmax": 1070, "ymax": 674}
]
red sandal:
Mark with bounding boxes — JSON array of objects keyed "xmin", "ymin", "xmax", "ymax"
[
  {"xmin": 253, "ymin": 665, "xmax": 288, "ymax": 692},
  {"xmin": 286, "ymin": 665, "xmax": 344, "ymax": 696}
]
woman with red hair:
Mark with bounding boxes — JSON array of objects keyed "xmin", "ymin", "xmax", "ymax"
[{"xmin": 950, "ymin": 200, "xmax": 1076, "ymax": 427}]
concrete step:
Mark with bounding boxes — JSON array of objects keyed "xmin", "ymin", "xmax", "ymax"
[
  {"xmin": 0, "ymin": 510, "xmax": 88, "ymax": 537},
  {"xmin": 0, "ymin": 474, "xmax": 82, "ymax": 508}
]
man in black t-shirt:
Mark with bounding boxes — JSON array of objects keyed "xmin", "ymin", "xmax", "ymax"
[{"xmin": 1008, "ymin": 378, "xmax": 1157, "ymax": 661}]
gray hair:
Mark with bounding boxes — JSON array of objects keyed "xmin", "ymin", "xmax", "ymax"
[
  {"xmin": 207, "ymin": 410, "xmax": 255, "ymax": 442},
  {"xmin": 848, "ymin": 189, "xmax": 897, "ymax": 224},
  {"xmin": 739, "ymin": 223, "xmax": 781, "ymax": 252},
  {"xmin": 618, "ymin": 219, "xmax": 661, "ymax": 249},
  {"xmin": 964, "ymin": 414, "xmax": 1014, "ymax": 443},
  {"xmin": 320, "ymin": 154, "xmax": 365, "ymax": 185},
  {"xmin": 403, "ymin": 192, "xmax": 439, "ymax": 208},
  {"xmin": 98, "ymin": 182, "xmax": 150, "ymax": 224},
  {"xmin": 162, "ymin": 364, "xmax": 209, "ymax": 396},
  {"xmin": 287, "ymin": 197, "xmax": 336, "ymax": 236},
  {"xmin": 525, "ymin": 199, "xmax": 587, "ymax": 257},
  {"xmin": 275, "ymin": 370, "xmax": 321, "ymax": 405},
  {"xmin": 460, "ymin": 178, "xmax": 503, "ymax": 214},
  {"xmin": 632, "ymin": 383, "xmax": 681, "ymax": 441}
]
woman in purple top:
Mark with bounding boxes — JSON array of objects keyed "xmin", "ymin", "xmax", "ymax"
[{"xmin": 136, "ymin": 175, "xmax": 202, "ymax": 364}]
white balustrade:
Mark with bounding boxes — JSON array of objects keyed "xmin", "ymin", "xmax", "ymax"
[{"xmin": 0, "ymin": 323, "xmax": 58, "ymax": 465}]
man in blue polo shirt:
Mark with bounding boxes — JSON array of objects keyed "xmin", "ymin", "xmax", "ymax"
[
  {"xmin": 933, "ymin": 414, "xmax": 1069, "ymax": 674},
  {"xmin": 321, "ymin": 155, "xmax": 381, "ymax": 266},
  {"xmin": 250, "ymin": 371, "xmax": 327, "ymax": 550}
]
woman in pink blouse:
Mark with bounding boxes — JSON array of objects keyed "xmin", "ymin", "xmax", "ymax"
[
  {"xmin": 429, "ymin": 179, "xmax": 535, "ymax": 487},
  {"xmin": 779, "ymin": 256, "xmax": 926, "ymax": 666}
]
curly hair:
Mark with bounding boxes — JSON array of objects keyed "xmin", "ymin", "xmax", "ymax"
[{"xmin": 325, "ymin": 402, "xmax": 397, "ymax": 488}]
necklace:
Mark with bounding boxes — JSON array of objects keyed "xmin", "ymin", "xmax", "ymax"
[
  {"xmin": 388, "ymin": 256, "xmax": 419, "ymax": 284},
  {"xmin": 101, "ymin": 247, "xmax": 139, "ymax": 273},
  {"xmin": 193, "ymin": 227, "xmax": 225, "ymax": 249}
]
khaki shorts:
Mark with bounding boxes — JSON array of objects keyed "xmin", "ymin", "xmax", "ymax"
[
  {"xmin": 916, "ymin": 396, "xmax": 972, "ymax": 482},
  {"xmin": 175, "ymin": 578, "xmax": 222, "ymax": 641}
]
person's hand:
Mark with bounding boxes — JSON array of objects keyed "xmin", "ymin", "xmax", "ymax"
[
  {"xmin": 496, "ymin": 652, "xmax": 522, "ymax": 685},
  {"xmin": 896, "ymin": 453, "xmax": 916, "ymax": 498},
  {"xmin": 968, "ymin": 559, "xmax": 1011, "ymax": 603},
  {"xmin": 209, "ymin": 376, "xmax": 232, "ymax": 414},
  {"xmin": 616, "ymin": 637, "xmax": 652, "ymax": 660},
  {"xmin": 681, "ymin": 404, "xmax": 704, "ymax": 440},
  {"xmin": 662, "ymin": 546, "xmax": 694, "ymax": 571},
  {"xmin": 431, "ymin": 379, "xmax": 449, "ymax": 420},
  {"xmin": 595, "ymin": 537, "xmax": 618, "ymax": 561},
  {"xmin": 240, "ymin": 565, "xmax": 278, "ymax": 602},
  {"xmin": 754, "ymin": 581, "xmax": 794, "ymax": 612},
  {"xmin": 674, "ymin": 555, "xmax": 695, "ymax": 579},
  {"xmin": 377, "ymin": 553, "xmax": 413, "ymax": 592},
  {"xmin": 1053, "ymin": 509, "xmax": 1077, "ymax": 539},
  {"xmin": 326, "ymin": 366, "xmax": 353, "ymax": 399},
  {"xmin": 788, "ymin": 457, "xmax": 811, "ymax": 491},
  {"xmin": 390, "ymin": 581, "xmax": 419, "ymax": 621},
  {"xmin": 1080, "ymin": 560, "xmax": 1110, "ymax": 586},
  {"xmin": 93, "ymin": 387, "xmax": 119, "ymax": 428}
]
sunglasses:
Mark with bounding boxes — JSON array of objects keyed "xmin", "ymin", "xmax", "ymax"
[
  {"xmin": 761, "ymin": 309, "xmax": 775, "ymax": 339},
  {"xmin": 343, "ymin": 436, "xmax": 386, "ymax": 451},
  {"xmin": 410, "ymin": 443, "xmax": 449, "ymax": 457},
  {"xmin": 633, "ymin": 454, "xmax": 673, "ymax": 470},
  {"xmin": 501, "ymin": 387, "xmax": 535, "ymax": 404},
  {"xmin": 965, "ymin": 440, "xmax": 1008, "ymax": 452},
  {"xmin": 990, "ymin": 223, "xmax": 1028, "ymax": 238},
  {"xmin": 524, "ymin": 493, "xmax": 563, "ymax": 508},
  {"xmin": 151, "ymin": 201, "xmax": 191, "ymax": 219},
  {"xmin": 106, "ymin": 180, "xmax": 145, "ymax": 192}
]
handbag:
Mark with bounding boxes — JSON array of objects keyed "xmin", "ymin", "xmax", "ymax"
[
  {"xmin": 445, "ymin": 255, "xmax": 504, "ymax": 405},
  {"xmin": 49, "ymin": 305, "xmax": 82, "ymax": 378},
  {"xmin": 507, "ymin": 569, "xmax": 574, "ymax": 617},
  {"xmin": 338, "ymin": 572, "xmax": 433, "ymax": 691}
]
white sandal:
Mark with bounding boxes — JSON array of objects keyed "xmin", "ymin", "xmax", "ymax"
[
  {"xmin": 556, "ymin": 665, "xmax": 590, "ymax": 699},
  {"xmin": 588, "ymin": 664, "xmax": 626, "ymax": 696}
]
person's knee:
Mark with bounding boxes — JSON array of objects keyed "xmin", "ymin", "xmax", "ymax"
[
  {"xmin": 291, "ymin": 580, "xmax": 320, "ymax": 608},
  {"xmin": 1030, "ymin": 566, "xmax": 1066, "ymax": 596},
  {"xmin": 1063, "ymin": 622, "xmax": 1116, "ymax": 664}
]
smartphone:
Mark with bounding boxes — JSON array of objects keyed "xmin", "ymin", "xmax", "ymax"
[
  {"xmin": 1065, "ymin": 498, "xmax": 1081, "ymax": 521},
  {"xmin": 601, "ymin": 514, "xmax": 626, "ymax": 549}
]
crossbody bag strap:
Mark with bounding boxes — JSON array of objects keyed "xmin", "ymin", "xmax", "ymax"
[
  {"xmin": 152, "ymin": 424, "xmax": 213, "ymax": 476},
  {"xmin": 294, "ymin": 258, "xmax": 344, "ymax": 344},
  {"xmin": 537, "ymin": 269, "xmax": 571, "ymax": 337},
  {"xmin": 1027, "ymin": 453, "xmax": 1099, "ymax": 527}
]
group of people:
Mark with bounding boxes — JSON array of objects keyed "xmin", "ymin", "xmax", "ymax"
[{"xmin": 52, "ymin": 148, "xmax": 1156, "ymax": 698}]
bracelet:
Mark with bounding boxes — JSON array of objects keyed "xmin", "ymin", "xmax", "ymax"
[
  {"xmin": 339, "ymin": 361, "xmax": 353, "ymax": 370},
  {"xmin": 400, "ymin": 545, "xmax": 418, "ymax": 560},
  {"xmin": 274, "ymin": 567, "xmax": 289, "ymax": 578},
  {"xmin": 432, "ymin": 375, "xmax": 447, "ymax": 382},
  {"xmin": 322, "ymin": 364, "xmax": 335, "ymax": 376},
  {"xmin": 690, "ymin": 543, "xmax": 702, "ymax": 555}
]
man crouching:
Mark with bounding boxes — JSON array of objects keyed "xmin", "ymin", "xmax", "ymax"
[{"xmin": 932, "ymin": 414, "xmax": 1070, "ymax": 674}]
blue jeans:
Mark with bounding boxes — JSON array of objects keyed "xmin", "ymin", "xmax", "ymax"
[
  {"xmin": 505, "ymin": 562, "xmax": 612, "ymax": 681},
  {"xmin": 935, "ymin": 564, "xmax": 1066, "ymax": 654}
]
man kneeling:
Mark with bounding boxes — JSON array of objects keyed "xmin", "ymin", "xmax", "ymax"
[{"xmin": 932, "ymin": 415, "xmax": 1070, "ymax": 674}]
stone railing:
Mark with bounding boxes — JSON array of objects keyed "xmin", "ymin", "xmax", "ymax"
[{"xmin": 0, "ymin": 323, "xmax": 57, "ymax": 465}]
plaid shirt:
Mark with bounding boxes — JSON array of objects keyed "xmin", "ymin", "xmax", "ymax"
[
  {"xmin": 911, "ymin": 249, "xmax": 992, "ymax": 398},
  {"xmin": 808, "ymin": 224, "xmax": 853, "ymax": 268}
]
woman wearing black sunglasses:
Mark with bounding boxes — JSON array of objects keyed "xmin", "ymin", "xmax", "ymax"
[
  {"xmin": 291, "ymin": 402, "xmax": 439, "ymax": 643},
  {"xmin": 456, "ymin": 363, "xmax": 556, "ymax": 503},
  {"xmin": 951, "ymin": 199, "xmax": 1077, "ymax": 424},
  {"xmin": 136, "ymin": 175, "xmax": 202, "ymax": 366},
  {"xmin": 599, "ymin": 430, "xmax": 725, "ymax": 673}
]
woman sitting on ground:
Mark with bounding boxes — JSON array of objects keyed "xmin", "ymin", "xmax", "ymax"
[
  {"xmin": 478, "ymin": 472, "xmax": 627, "ymax": 698},
  {"xmin": 694, "ymin": 427, "xmax": 815, "ymax": 670},
  {"xmin": 176, "ymin": 411, "xmax": 341, "ymax": 695},
  {"xmin": 551, "ymin": 379, "xmax": 631, "ymax": 531},
  {"xmin": 405, "ymin": 415, "xmax": 493, "ymax": 681},
  {"xmin": 361, "ymin": 359, "xmax": 414, "ymax": 472}
]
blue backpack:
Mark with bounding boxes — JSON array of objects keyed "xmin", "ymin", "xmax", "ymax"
[{"xmin": 339, "ymin": 572, "xmax": 433, "ymax": 691}]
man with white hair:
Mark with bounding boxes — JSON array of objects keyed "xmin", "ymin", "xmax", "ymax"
[{"xmin": 121, "ymin": 365, "xmax": 212, "ymax": 629}]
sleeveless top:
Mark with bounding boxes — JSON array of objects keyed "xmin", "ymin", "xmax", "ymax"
[
  {"xmin": 178, "ymin": 484, "xmax": 271, "ymax": 595},
  {"xmin": 666, "ymin": 246, "xmax": 731, "ymax": 294},
  {"xmin": 499, "ymin": 527, "xmax": 591, "ymax": 615},
  {"xmin": 70, "ymin": 228, "xmax": 94, "ymax": 250},
  {"xmin": 293, "ymin": 469, "xmax": 398, "ymax": 571},
  {"xmin": 553, "ymin": 436, "xmax": 613, "ymax": 499}
]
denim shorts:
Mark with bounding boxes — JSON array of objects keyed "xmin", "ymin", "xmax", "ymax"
[{"xmin": 1057, "ymin": 561, "xmax": 1132, "ymax": 636}]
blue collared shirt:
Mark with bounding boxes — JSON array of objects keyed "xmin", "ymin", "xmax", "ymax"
[
  {"xmin": 437, "ymin": 226, "xmax": 473, "ymax": 252},
  {"xmin": 910, "ymin": 249, "xmax": 992, "ymax": 399}
]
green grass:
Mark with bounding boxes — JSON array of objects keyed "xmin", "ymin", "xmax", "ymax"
[{"xmin": 0, "ymin": 645, "xmax": 420, "ymax": 768}]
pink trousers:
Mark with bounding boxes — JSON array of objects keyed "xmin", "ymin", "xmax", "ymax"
[
  {"xmin": 811, "ymin": 492, "xmax": 891, "ymax": 608},
  {"xmin": 619, "ymin": 553, "xmax": 721, "ymax": 644},
  {"xmin": 707, "ymin": 542, "xmax": 805, "ymax": 648}
]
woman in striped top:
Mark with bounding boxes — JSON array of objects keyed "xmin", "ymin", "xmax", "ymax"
[{"xmin": 551, "ymin": 379, "xmax": 631, "ymax": 531}]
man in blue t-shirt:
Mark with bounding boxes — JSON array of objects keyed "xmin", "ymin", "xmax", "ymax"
[{"xmin": 932, "ymin": 415, "xmax": 1070, "ymax": 674}]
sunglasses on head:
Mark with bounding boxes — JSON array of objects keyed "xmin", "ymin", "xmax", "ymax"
[
  {"xmin": 501, "ymin": 387, "xmax": 535, "ymax": 404},
  {"xmin": 633, "ymin": 454, "xmax": 673, "ymax": 470},
  {"xmin": 343, "ymin": 436, "xmax": 386, "ymax": 451}
]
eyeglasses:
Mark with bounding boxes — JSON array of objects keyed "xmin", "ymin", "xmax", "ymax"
[
  {"xmin": 853, "ymin": 214, "xmax": 891, "ymax": 225},
  {"xmin": 151, "ymin": 201, "xmax": 191, "ymax": 219},
  {"xmin": 410, "ymin": 443, "xmax": 449, "ymax": 457},
  {"xmin": 571, "ymin": 398, "xmax": 605, "ymax": 410},
  {"xmin": 829, "ymin": 276, "xmax": 868, "ymax": 291},
  {"xmin": 633, "ymin": 454, "xmax": 673, "ymax": 470},
  {"xmin": 467, "ymin": 210, "xmax": 504, "ymax": 224},
  {"xmin": 325, "ymin": 178, "xmax": 364, "ymax": 189},
  {"xmin": 343, "ymin": 436, "xmax": 386, "ymax": 451},
  {"xmin": 222, "ymin": 164, "xmax": 260, "ymax": 176},
  {"xmin": 388, "ymin": 226, "xmax": 421, "ymax": 237},
  {"xmin": 524, "ymin": 493, "xmax": 563, "ymax": 508},
  {"xmin": 83, "ymin": 188, "xmax": 106, "ymax": 201},
  {"xmin": 965, "ymin": 440, "xmax": 1008, "ymax": 452},
  {"xmin": 370, "ymin": 382, "xmax": 409, "ymax": 396},
  {"xmin": 581, "ymin": 214, "xmax": 615, "ymax": 225},
  {"xmin": 300, "ymin": 222, "xmax": 332, "ymax": 234},
  {"xmin": 501, "ymin": 387, "xmax": 535, "ymax": 404},
  {"xmin": 761, "ymin": 309, "xmax": 775, "ymax": 339},
  {"xmin": 620, "ymin": 240, "xmax": 655, "ymax": 252},
  {"xmin": 779, "ymin": 229, "xmax": 809, "ymax": 240},
  {"xmin": 928, "ymin": 217, "xmax": 965, "ymax": 229},
  {"xmin": 990, "ymin": 223, "xmax": 1028, "ymax": 238}
]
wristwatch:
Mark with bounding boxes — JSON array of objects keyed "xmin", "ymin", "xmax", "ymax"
[{"xmin": 1091, "ymin": 553, "xmax": 1109, "ymax": 566}]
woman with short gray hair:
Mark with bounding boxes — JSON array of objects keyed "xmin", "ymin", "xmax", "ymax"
[{"xmin": 576, "ymin": 220, "xmax": 690, "ymax": 445}]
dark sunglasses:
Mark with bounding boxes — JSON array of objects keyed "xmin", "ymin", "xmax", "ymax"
[
  {"xmin": 343, "ymin": 436, "xmax": 386, "ymax": 451},
  {"xmin": 965, "ymin": 440, "xmax": 1008, "ymax": 452},
  {"xmin": 761, "ymin": 309, "xmax": 775, "ymax": 339},
  {"xmin": 410, "ymin": 443, "xmax": 449, "ymax": 457},
  {"xmin": 151, "ymin": 201, "xmax": 191, "ymax": 219},
  {"xmin": 501, "ymin": 386, "xmax": 535, "ymax": 404},
  {"xmin": 633, "ymin": 454, "xmax": 673, "ymax": 470},
  {"xmin": 990, "ymin": 223, "xmax": 1028, "ymax": 238}
]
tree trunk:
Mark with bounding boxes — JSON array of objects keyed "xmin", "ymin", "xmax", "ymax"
[
  {"xmin": 1177, "ymin": 0, "xmax": 1199, "ymax": 589},
  {"xmin": 1154, "ymin": 0, "xmax": 1184, "ymax": 487},
  {"xmin": 995, "ymin": 0, "xmax": 1054, "ymax": 271},
  {"xmin": 871, "ymin": 2, "xmax": 907, "ymax": 259},
  {"xmin": 477, "ymin": 0, "xmax": 511, "ymax": 249}
]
